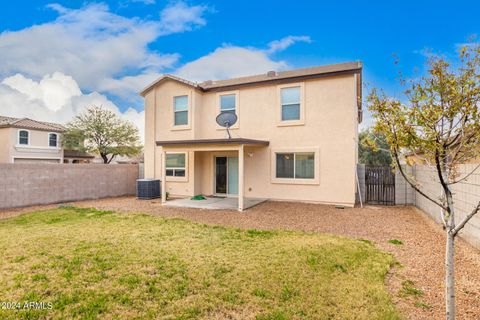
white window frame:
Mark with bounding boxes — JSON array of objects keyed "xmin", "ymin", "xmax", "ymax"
[
  {"xmin": 18, "ymin": 129, "xmax": 30, "ymax": 146},
  {"xmin": 48, "ymin": 132, "xmax": 59, "ymax": 148},
  {"xmin": 172, "ymin": 93, "xmax": 192, "ymax": 130},
  {"xmin": 216, "ymin": 90, "xmax": 240, "ymax": 129},
  {"xmin": 271, "ymin": 147, "xmax": 320, "ymax": 185},
  {"xmin": 277, "ymin": 82, "xmax": 305, "ymax": 127},
  {"xmin": 165, "ymin": 152, "xmax": 188, "ymax": 182}
]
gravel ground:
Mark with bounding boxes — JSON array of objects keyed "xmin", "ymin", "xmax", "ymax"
[{"xmin": 1, "ymin": 197, "xmax": 479, "ymax": 319}]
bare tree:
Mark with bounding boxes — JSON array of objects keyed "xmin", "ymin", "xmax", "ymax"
[{"xmin": 368, "ymin": 44, "xmax": 480, "ymax": 320}]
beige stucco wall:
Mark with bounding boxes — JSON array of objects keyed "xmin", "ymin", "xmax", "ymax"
[
  {"xmin": 0, "ymin": 127, "xmax": 63, "ymax": 163},
  {"xmin": 144, "ymin": 74, "xmax": 359, "ymax": 206},
  {"xmin": 0, "ymin": 128, "xmax": 11, "ymax": 163}
]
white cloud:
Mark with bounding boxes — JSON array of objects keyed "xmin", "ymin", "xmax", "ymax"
[
  {"xmin": 158, "ymin": 1, "xmax": 209, "ymax": 35},
  {"xmin": 96, "ymin": 72, "xmax": 161, "ymax": 102},
  {"xmin": 176, "ymin": 36, "xmax": 311, "ymax": 82},
  {"xmin": 176, "ymin": 46, "xmax": 286, "ymax": 82},
  {"xmin": 0, "ymin": 1, "xmax": 214, "ymax": 142},
  {"xmin": 2, "ymin": 73, "xmax": 82, "ymax": 112},
  {"xmin": 266, "ymin": 35, "xmax": 312, "ymax": 54},
  {"xmin": 0, "ymin": 72, "xmax": 145, "ymax": 142},
  {"xmin": 0, "ymin": 2, "xmax": 209, "ymax": 97},
  {"xmin": 126, "ymin": 0, "xmax": 156, "ymax": 4}
]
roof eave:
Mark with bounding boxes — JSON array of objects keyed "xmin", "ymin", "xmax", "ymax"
[
  {"xmin": 139, "ymin": 75, "xmax": 201, "ymax": 97},
  {"xmin": 156, "ymin": 138, "xmax": 270, "ymax": 147}
]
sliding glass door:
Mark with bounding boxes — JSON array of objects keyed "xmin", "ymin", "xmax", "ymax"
[{"xmin": 215, "ymin": 156, "xmax": 238, "ymax": 195}]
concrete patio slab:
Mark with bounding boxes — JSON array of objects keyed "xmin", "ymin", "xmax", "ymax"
[{"xmin": 164, "ymin": 196, "xmax": 266, "ymax": 210}]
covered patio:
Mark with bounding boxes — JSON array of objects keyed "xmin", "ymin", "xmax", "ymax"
[{"xmin": 157, "ymin": 138, "xmax": 269, "ymax": 211}]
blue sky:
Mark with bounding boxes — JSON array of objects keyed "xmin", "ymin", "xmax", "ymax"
[{"xmin": 0, "ymin": 0, "xmax": 478, "ymax": 133}]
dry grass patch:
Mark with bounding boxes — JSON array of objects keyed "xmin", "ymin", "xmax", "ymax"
[{"xmin": 0, "ymin": 207, "xmax": 400, "ymax": 319}]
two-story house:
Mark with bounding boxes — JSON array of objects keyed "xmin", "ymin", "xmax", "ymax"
[
  {"xmin": 0, "ymin": 116, "xmax": 94, "ymax": 164},
  {"xmin": 0, "ymin": 116, "xmax": 65, "ymax": 163},
  {"xmin": 141, "ymin": 62, "xmax": 362, "ymax": 210}
]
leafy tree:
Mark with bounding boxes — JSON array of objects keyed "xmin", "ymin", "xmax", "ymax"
[
  {"xmin": 368, "ymin": 44, "xmax": 480, "ymax": 320},
  {"xmin": 64, "ymin": 106, "xmax": 142, "ymax": 164},
  {"xmin": 358, "ymin": 128, "xmax": 392, "ymax": 165}
]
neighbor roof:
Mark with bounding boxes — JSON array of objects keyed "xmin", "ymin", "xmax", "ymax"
[
  {"xmin": 139, "ymin": 61, "xmax": 362, "ymax": 96},
  {"xmin": 63, "ymin": 149, "xmax": 95, "ymax": 159},
  {"xmin": 0, "ymin": 116, "xmax": 66, "ymax": 132}
]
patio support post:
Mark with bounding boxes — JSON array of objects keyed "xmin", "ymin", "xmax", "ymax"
[
  {"xmin": 161, "ymin": 149, "xmax": 166, "ymax": 204},
  {"xmin": 238, "ymin": 145, "xmax": 245, "ymax": 211}
]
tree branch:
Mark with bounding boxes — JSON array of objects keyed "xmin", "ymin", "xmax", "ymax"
[
  {"xmin": 107, "ymin": 154, "xmax": 116, "ymax": 164},
  {"xmin": 452, "ymin": 201, "xmax": 480, "ymax": 236},
  {"xmin": 393, "ymin": 150, "xmax": 447, "ymax": 211},
  {"xmin": 448, "ymin": 163, "xmax": 480, "ymax": 185}
]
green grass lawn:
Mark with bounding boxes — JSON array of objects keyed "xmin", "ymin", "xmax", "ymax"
[{"xmin": 0, "ymin": 207, "xmax": 400, "ymax": 320}]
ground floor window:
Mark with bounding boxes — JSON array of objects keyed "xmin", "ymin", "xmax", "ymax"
[
  {"xmin": 276, "ymin": 152, "xmax": 314, "ymax": 179},
  {"xmin": 166, "ymin": 153, "xmax": 186, "ymax": 177}
]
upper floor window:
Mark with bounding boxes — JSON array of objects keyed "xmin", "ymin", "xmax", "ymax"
[
  {"xmin": 174, "ymin": 95, "xmax": 188, "ymax": 126},
  {"xmin": 280, "ymin": 86, "xmax": 301, "ymax": 121},
  {"xmin": 49, "ymin": 133, "xmax": 58, "ymax": 147},
  {"xmin": 166, "ymin": 153, "xmax": 186, "ymax": 177},
  {"xmin": 220, "ymin": 94, "xmax": 236, "ymax": 114},
  {"xmin": 18, "ymin": 130, "xmax": 29, "ymax": 145}
]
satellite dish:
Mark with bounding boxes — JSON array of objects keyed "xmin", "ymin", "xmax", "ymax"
[{"xmin": 216, "ymin": 112, "xmax": 237, "ymax": 139}]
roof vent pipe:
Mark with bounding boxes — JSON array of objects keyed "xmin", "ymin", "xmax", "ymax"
[{"xmin": 266, "ymin": 71, "xmax": 276, "ymax": 77}]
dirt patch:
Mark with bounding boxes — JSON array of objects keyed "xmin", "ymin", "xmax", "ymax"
[{"xmin": 1, "ymin": 197, "xmax": 479, "ymax": 319}]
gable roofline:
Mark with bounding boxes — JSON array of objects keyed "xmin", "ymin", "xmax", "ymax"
[
  {"xmin": 0, "ymin": 116, "xmax": 66, "ymax": 132},
  {"xmin": 139, "ymin": 61, "xmax": 362, "ymax": 97},
  {"xmin": 139, "ymin": 74, "xmax": 200, "ymax": 97}
]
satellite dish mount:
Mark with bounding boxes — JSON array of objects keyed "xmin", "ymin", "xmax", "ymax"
[{"xmin": 215, "ymin": 112, "xmax": 238, "ymax": 139}]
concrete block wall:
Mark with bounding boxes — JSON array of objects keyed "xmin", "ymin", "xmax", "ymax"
[
  {"xmin": 395, "ymin": 165, "xmax": 415, "ymax": 205},
  {"xmin": 0, "ymin": 164, "xmax": 139, "ymax": 209},
  {"xmin": 356, "ymin": 162, "xmax": 480, "ymax": 248},
  {"xmin": 356, "ymin": 164, "xmax": 366, "ymax": 204},
  {"xmin": 413, "ymin": 164, "xmax": 480, "ymax": 249}
]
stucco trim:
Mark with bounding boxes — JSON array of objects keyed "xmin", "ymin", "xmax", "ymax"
[
  {"xmin": 17, "ymin": 129, "xmax": 31, "ymax": 146},
  {"xmin": 270, "ymin": 147, "xmax": 320, "ymax": 185},
  {"xmin": 165, "ymin": 151, "xmax": 189, "ymax": 182},
  {"xmin": 171, "ymin": 91, "xmax": 193, "ymax": 131},
  {"xmin": 47, "ymin": 132, "xmax": 59, "ymax": 148},
  {"xmin": 215, "ymin": 90, "xmax": 240, "ymax": 130},
  {"xmin": 276, "ymin": 82, "xmax": 306, "ymax": 127},
  {"xmin": 12, "ymin": 155, "xmax": 62, "ymax": 163}
]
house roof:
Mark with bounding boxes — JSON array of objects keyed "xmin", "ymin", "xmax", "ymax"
[
  {"xmin": 64, "ymin": 149, "xmax": 95, "ymax": 159},
  {"xmin": 139, "ymin": 61, "xmax": 363, "ymax": 122},
  {"xmin": 156, "ymin": 138, "xmax": 270, "ymax": 147},
  {"xmin": 199, "ymin": 61, "xmax": 362, "ymax": 91},
  {"xmin": 140, "ymin": 61, "xmax": 362, "ymax": 95},
  {"xmin": 0, "ymin": 116, "xmax": 65, "ymax": 132}
]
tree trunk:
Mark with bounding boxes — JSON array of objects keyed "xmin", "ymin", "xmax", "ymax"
[
  {"xmin": 100, "ymin": 153, "xmax": 109, "ymax": 164},
  {"xmin": 444, "ymin": 184, "xmax": 456, "ymax": 320},
  {"xmin": 445, "ymin": 230, "xmax": 455, "ymax": 320}
]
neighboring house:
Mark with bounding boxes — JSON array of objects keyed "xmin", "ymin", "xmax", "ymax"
[
  {"xmin": 141, "ymin": 62, "xmax": 362, "ymax": 210},
  {"xmin": 63, "ymin": 150, "xmax": 95, "ymax": 164},
  {"xmin": 92, "ymin": 153, "xmax": 144, "ymax": 164},
  {"xmin": 0, "ymin": 116, "xmax": 94, "ymax": 164},
  {"xmin": 0, "ymin": 116, "xmax": 65, "ymax": 163}
]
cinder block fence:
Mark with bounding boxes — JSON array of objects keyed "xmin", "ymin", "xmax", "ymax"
[
  {"xmin": 357, "ymin": 163, "xmax": 480, "ymax": 249},
  {"xmin": 0, "ymin": 164, "xmax": 139, "ymax": 209}
]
